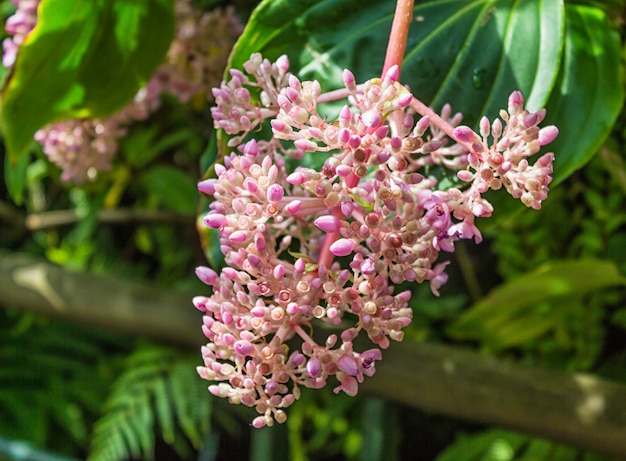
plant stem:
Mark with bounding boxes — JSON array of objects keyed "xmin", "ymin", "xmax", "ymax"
[
  {"xmin": 409, "ymin": 98, "xmax": 476, "ymax": 152},
  {"xmin": 382, "ymin": 0, "xmax": 415, "ymax": 78}
]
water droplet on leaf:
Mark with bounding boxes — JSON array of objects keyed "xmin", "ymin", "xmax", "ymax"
[{"xmin": 472, "ymin": 67, "xmax": 486, "ymax": 89}]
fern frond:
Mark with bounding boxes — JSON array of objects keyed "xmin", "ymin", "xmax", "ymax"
[
  {"xmin": 0, "ymin": 310, "xmax": 128, "ymax": 454},
  {"xmin": 88, "ymin": 343, "xmax": 213, "ymax": 461}
]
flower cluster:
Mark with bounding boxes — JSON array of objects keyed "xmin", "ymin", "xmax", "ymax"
[
  {"xmin": 3, "ymin": 0, "xmax": 240, "ymax": 183},
  {"xmin": 196, "ymin": 53, "xmax": 558, "ymax": 427},
  {"xmin": 2, "ymin": 0, "xmax": 37, "ymax": 68}
]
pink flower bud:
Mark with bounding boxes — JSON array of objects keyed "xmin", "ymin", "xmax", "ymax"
[
  {"xmin": 271, "ymin": 119, "xmax": 287, "ymax": 133},
  {"xmin": 457, "ymin": 170, "xmax": 474, "ymax": 181},
  {"xmin": 508, "ymin": 90, "xmax": 525, "ymax": 114},
  {"xmin": 398, "ymin": 92, "xmax": 413, "ymax": 107},
  {"xmin": 204, "ymin": 213, "xmax": 226, "ymax": 229},
  {"xmin": 285, "ymin": 200, "xmax": 302, "ymax": 214},
  {"xmin": 290, "ymin": 353, "xmax": 306, "ymax": 366},
  {"xmin": 288, "ymin": 74, "xmax": 302, "ymax": 90},
  {"xmin": 229, "ymin": 230, "xmax": 248, "ymax": 244},
  {"xmin": 240, "ymin": 139, "xmax": 258, "ymax": 156},
  {"xmin": 360, "ymin": 258, "xmax": 376, "ymax": 275},
  {"xmin": 306, "ymin": 358, "xmax": 322, "ymax": 378},
  {"xmin": 254, "ymin": 233, "xmax": 266, "ymax": 251},
  {"xmin": 340, "ymin": 105, "xmax": 353, "ymax": 122},
  {"xmin": 286, "ymin": 171, "xmax": 305, "ymax": 185},
  {"xmin": 375, "ymin": 125, "xmax": 389, "ymax": 139},
  {"xmin": 276, "ymin": 54, "xmax": 290, "ymax": 73},
  {"xmin": 523, "ymin": 113, "xmax": 538, "ymax": 128},
  {"xmin": 198, "ymin": 179, "xmax": 217, "ymax": 195},
  {"xmin": 349, "ymin": 135, "xmax": 361, "ymax": 149},
  {"xmin": 196, "ymin": 266, "xmax": 218, "ymax": 286},
  {"xmin": 330, "ymin": 238, "xmax": 355, "ymax": 257},
  {"xmin": 266, "ymin": 184, "xmax": 284, "ymax": 203},
  {"xmin": 294, "ymin": 139, "xmax": 318, "ymax": 152},
  {"xmin": 294, "ymin": 258, "xmax": 306, "ymax": 274},
  {"xmin": 192, "ymin": 296, "xmax": 208, "ymax": 312},
  {"xmin": 252, "ymin": 416, "xmax": 267, "ymax": 429},
  {"xmin": 361, "ymin": 109, "xmax": 381, "ymax": 128},
  {"xmin": 538, "ymin": 126, "xmax": 558, "ymax": 146},
  {"xmin": 454, "ymin": 125, "xmax": 479, "ymax": 143},
  {"xmin": 343, "ymin": 69, "xmax": 356, "ymax": 91},
  {"xmin": 273, "ymin": 264, "xmax": 286, "ymax": 278},
  {"xmin": 337, "ymin": 355, "xmax": 359, "ymax": 376},
  {"xmin": 338, "ymin": 128, "xmax": 351, "ymax": 143},
  {"xmin": 234, "ymin": 340, "xmax": 255, "ymax": 356},
  {"xmin": 314, "ymin": 215, "xmax": 340, "ymax": 232},
  {"xmin": 384, "ymin": 64, "xmax": 400, "ymax": 82}
]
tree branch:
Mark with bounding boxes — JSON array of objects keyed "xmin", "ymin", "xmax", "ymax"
[
  {"xmin": 24, "ymin": 208, "xmax": 194, "ymax": 230},
  {"xmin": 1, "ymin": 249, "xmax": 625, "ymax": 457}
]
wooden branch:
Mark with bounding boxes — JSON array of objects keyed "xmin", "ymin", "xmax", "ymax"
[
  {"xmin": 1, "ymin": 249, "xmax": 626, "ymax": 457},
  {"xmin": 0, "ymin": 249, "xmax": 204, "ymax": 347},
  {"xmin": 24, "ymin": 208, "xmax": 194, "ymax": 230}
]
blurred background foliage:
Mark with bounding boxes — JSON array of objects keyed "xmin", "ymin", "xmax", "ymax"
[{"xmin": 0, "ymin": 0, "xmax": 626, "ymax": 460}]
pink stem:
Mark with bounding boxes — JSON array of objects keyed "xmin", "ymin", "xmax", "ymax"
[
  {"xmin": 318, "ymin": 230, "xmax": 340, "ymax": 268},
  {"xmin": 382, "ymin": 0, "xmax": 415, "ymax": 78},
  {"xmin": 409, "ymin": 97, "xmax": 476, "ymax": 153}
]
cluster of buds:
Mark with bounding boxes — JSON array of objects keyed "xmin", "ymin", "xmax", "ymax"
[
  {"xmin": 3, "ymin": 0, "xmax": 240, "ymax": 183},
  {"xmin": 2, "ymin": 0, "xmax": 37, "ymax": 68},
  {"xmin": 195, "ymin": 53, "xmax": 558, "ymax": 427}
]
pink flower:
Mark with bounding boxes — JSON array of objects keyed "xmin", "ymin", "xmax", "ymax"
[{"xmin": 195, "ymin": 53, "xmax": 557, "ymax": 427}]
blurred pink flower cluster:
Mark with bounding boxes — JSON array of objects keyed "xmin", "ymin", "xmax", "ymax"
[
  {"xmin": 195, "ymin": 53, "xmax": 557, "ymax": 427},
  {"xmin": 3, "ymin": 0, "xmax": 240, "ymax": 183}
]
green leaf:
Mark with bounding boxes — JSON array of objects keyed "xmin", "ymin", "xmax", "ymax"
[
  {"xmin": 231, "ymin": 1, "xmax": 561, "ymax": 135},
  {"xmin": 544, "ymin": 4, "xmax": 623, "ymax": 184},
  {"xmin": 447, "ymin": 260, "xmax": 626, "ymax": 349},
  {"xmin": 436, "ymin": 429, "xmax": 525, "ymax": 461},
  {"xmin": 3, "ymin": 146, "xmax": 31, "ymax": 204},
  {"xmin": 139, "ymin": 165, "xmax": 197, "ymax": 214},
  {"xmin": 0, "ymin": 0, "xmax": 175, "ymax": 164},
  {"xmin": 88, "ymin": 345, "xmax": 213, "ymax": 461},
  {"xmin": 227, "ymin": 0, "xmax": 619, "ymax": 184}
]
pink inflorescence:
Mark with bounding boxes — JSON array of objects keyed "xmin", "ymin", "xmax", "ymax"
[
  {"xmin": 197, "ymin": 53, "xmax": 557, "ymax": 427},
  {"xmin": 3, "ymin": 0, "xmax": 240, "ymax": 184}
]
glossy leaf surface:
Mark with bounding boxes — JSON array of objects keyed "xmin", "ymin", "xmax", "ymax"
[
  {"xmin": 227, "ymin": 0, "xmax": 621, "ymax": 183},
  {"xmin": 0, "ymin": 0, "xmax": 175, "ymax": 164},
  {"xmin": 447, "ymin": 260, "xmax": 626, "ymax": 350}
]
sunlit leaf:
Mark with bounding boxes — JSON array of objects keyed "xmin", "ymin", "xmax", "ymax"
[
  {"xmin": 0, "ymin": 0, "xmax": 175, "ymax": 164},
  {"xmin": 543, "ymin": 4, "xmax": 623, "ymax": 184},
  {"xmin": 447, "ymin": 260, "xmax": 626, "ymax": 349},
  {"xmin": 226, "ymin": 0, "xmax": 619, "ymax": 184}
]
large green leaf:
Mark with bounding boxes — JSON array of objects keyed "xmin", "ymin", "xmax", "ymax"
[
  {"xmin": 447, "ymin": 260, "xmax": 626, "ymax": 350},
  {"xmin": 226, "ymin": 0, "xmax": 620, "ymax": 183},
  {"xmin": 543, "ymin": 4, "xmax": 623, "ymax": 184},
  {"xmin": 0, "ymin": 0, "xmax": 175, "ymax": 164}
]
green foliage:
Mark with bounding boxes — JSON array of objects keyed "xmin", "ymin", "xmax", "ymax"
[
  {"xmin": 447, "ymin": 260, "xmax": 626, "ymax": 351},
  {"xmin": 543, "ymin": 4, "xmax": 623, "ymax": 184},
  {"xmin": 139, "ymin": 165, "xmax": 198, "ymax": 215},
  {"xmin": 88, "ymin": 344, "xmax": 212, "ymax": 461},
  {"xmin": 0, "ymin": 0, "xmax": 175, "ymax": 164},
  {"xmin": 0, "ymin": 310, "xmax": 129, "ymax": 457},
  {"xmin": 435, "ymin": 429, "xmax": 620, "ymax": 461}
]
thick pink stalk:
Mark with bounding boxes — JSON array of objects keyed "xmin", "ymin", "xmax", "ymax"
[
  {"xmin": 317, "ymin": 0, "xmax": 416, "ymax": 269},
  {"xmin": 318, "ymin": 230, "xmax": 341, "ymax": 268},
  {"xmin": 382, "ymin": 0, "xmax": 415, "ymax": 78}
]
